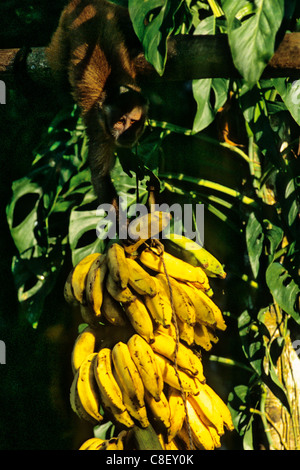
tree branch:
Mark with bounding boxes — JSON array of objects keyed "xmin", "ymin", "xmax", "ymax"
[{"xmin": 1, "ymin": 33, "xmax": 300, "ymax": 88}]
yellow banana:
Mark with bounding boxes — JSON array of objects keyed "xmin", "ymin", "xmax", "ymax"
[
  {"xmin": 70, "ymin": 353, "xmax": 103, "ymax": 424},
  {"xmin": 64, "ymin": 268, "xmax": 78, "ymax": 305},
  {"xmin": 187, "ymin": 284, "xmax": 226, "ymax": 331},
  {"xmin": 85, "ymin": 254, "xmax": 107, "ymax": 319},
  {"xmin": 144, "ymin": 389, "xmax": 171, "ymax": 432},
  {"xmin": 167, "ymin": 388, "xmax": 186, "ymax": 443},
  {"xmin": 175, "ymin": 315, "xmax": 195, "ymax": 346},
  {"xmin": 71, "ymin": 253, "xmax": 101, "ymax": 304},
  {"xmin": 79, "ymin": 437, "xmax": 106, "ymax": 450},
  {"xmin": 163, "ymin": 233, "xmax": 227, "ymax": 279},
  {"xmin": 71, "ymin": 326, "xmax": 98, "ymax": 374},
  {"xmin": 165, "ymin": 439, "xmax": 181, "ymax": 450},
  {"xmin": 139, "ymin": 247, "xmax": 210, "ymax": 290},
  {"xmin": 207, "ymin": 425, "xmax": 222, "ymax": 448},
  {"xmin": 127, "ymin": 334, "xmax": 163, "ymax": 402},
  {"xmin": 93, "ymin": 348, "xmax": 134, "ymax": 429},
  {"xmin": 112, "ymin": 342, "xmax": 150, "ymax": 428},
  {"xmin": 177, "ymin": 422, "xmax": 195, "ymax": 450},
  {"xmin": 207, "ymin": 326, "xmax": 219, "ymax": 344},
  {"xmin": 103, "ymin": 437, "xmax": 124, "ymax": 450},
  {"xmin": 126, "ymin": 257, "xmax": 157, "ymax": 297},
  {"xmin": 178, "ymin": 282, "xmax": 216, "ymax": 328},
  {"xmin": 79, "ymin": 304, "xmax": 101, "ymax": 327},
  {"xmin": 125, "ymin": 211, "xmax": 171, "ymax": 254},
  {"xmin": 106, "ymin": 272, "xmax": 136, "ymax": 303},
  {"xmin": 123, "ymin": 297, "xmax": 154, "ymax": 343},
  {"xmin": 120, "ymin": 389, "xmax": 150, "ymax": 428},
  {"xmin": 107, "ymin": 243, "xmax": 129, "ymax": 289},
  {"xmin": 185, "ymin": 398, "xmax": 215, "ymax": 450},
  {"xmin": 154, "ymin": 353, "xmax": 201, "ymax": 395},
  {"xmin": 151, "ymin": 330, "xmax": 204, "ymax": 379},
  {"xmin": 204, "ymin": 384, "xmax": 234, "ymax": 431},
  {"xmin": 156, "ymin": 322, "xmax": 177, "ymax": 340},
  {"xmin": 193, "ymin": 323, "xmax": 213, "ymax": 351},
  {"xmin": 188, "ymin": 386, "xmax": 225, "ymax": 436},
  {"xmin": 101, "ymin": 288, "xmax": 128, "ymax": 327},
  {"xmin": 155, "ymin": 322, "xmax": 177, "ymax": 339},
  {"xmin": 156, "ymin": 274, "xmax": 196, "ymax": 326},
  {"xmin": 157, "ymin": 433, "xmax": 166, "ymax": 450},
  {"xmin": 144, "ymin": 277, "xmax": 173, "ymax": 328},
  {"xmin": 112, "ymin": 342, "xmax": 145, "ymax": 410}
]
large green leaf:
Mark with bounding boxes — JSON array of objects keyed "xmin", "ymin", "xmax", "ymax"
[
  {"xmin": 238, "ymin": 310, "xmax": 264, "ymax": 377},
  {"xmin": 5, "ymin": 108, "xmax": 88, "ymax": 326},
  {"xmin": 279, "ymin": 174, "xmax": 300, "ymax": 229},
  {"xmin": 227, "ymin": 384, "xmax": 254, "ymax": 444},
  {"xmin": 128, "ymin": 0, "xmax": 184, "ymax": 75},
  {"xmin": 11, "ymin": 241, "xmax": 65, "ymax": 326},
  {"xmin": 224, "ymin": 0, "xmax": 285, "ymax": 88},
  {"xmin": 6, "ymin": 178, "xmax": 43, "ymax": 256},
  {"xmin": 272, "ymin": 78, "xmax": 300, "ymax": 126},
  {"xmin": 238, "ymin": 82, "xmax": 283, "ymax": 171},
  {"xmin": 192, "ymin": 15, "xmax": 229, "ymax": 132},
  {"xmin": 192, "ymin": 78, "xmax": 229, "ymax": 133},
  {"xmin": 266, "ymin": 261, "xmax": 300, "ymax": 325},
  {"xmin": 69, "ymin": 191, "xmax": 106, "ymax": 266},
  {"xmin": 263, "ymin": 220, "xmax": 284, "ymax": 261}
]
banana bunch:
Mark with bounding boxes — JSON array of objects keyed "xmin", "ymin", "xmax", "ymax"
[
  {"xmin": 71, "ymin": 329, "xmax": 234, "ymax": 450},
  {"xmin": 79, "ymin": 430, "xmax": 128, "ymax": 450},
  {"xmin": 64, "ymin": 239, "xmax": 227, "ymax": 350},
  {"xmin": 65, "ymin": 222, "xmax": 233, "ymax": 450}
]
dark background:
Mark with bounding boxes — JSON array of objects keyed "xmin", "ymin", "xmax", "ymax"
[{"xmin": 0, "ymin": 0, "xmax": 80, "ymax": 450}]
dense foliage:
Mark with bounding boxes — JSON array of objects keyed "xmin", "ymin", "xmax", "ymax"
[{"xmin": 2, "ymin": 0, "xmax": 300, "ymax": 450}]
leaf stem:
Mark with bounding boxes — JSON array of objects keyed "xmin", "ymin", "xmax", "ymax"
[{"xmin": 209, "ymin": 355, "xmax": 253, "ymax": 372}]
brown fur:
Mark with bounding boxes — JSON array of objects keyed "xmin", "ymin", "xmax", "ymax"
[{"xmin": 47, "ymin": 0, "xmax": 147, "ymax": 202}]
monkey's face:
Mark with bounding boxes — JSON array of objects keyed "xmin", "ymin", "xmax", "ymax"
[
  {"xmin": 111, "ymin": 105, "xmax": 145, "ymax": 146},
  {"xmin": 103, "ymin": 86, "xmax": 148, "ymax": 148}
]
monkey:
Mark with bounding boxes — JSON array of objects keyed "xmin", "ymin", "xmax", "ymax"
[{"xmin": 46, "ymin": 0, "xmax": 148, "ymax": 206}]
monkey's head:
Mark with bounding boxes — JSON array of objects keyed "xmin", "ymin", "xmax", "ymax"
[{"xmin": 102, "ymin": 85, "xmax": 148, "ymax": 148}]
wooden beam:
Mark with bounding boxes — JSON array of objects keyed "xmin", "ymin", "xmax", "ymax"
[{"xmin": 1, "ymin": 33, "xmax": 300, "ymax": 87}]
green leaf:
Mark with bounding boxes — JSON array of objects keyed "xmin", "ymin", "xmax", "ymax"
[
  {"xmin": 238, "ymin": 83, "xmax": 283, "ymax": 170},
  {"xmin": 128, "ymin": 0, "xmax": 184, "ymax": 75},
  {"xmin": 227, "ymin": 384, "xmax": 253, "ymax": 439},
  {"xmin": 245, "ymin": 212, "xmax": 264, "ymax": 278},
  {"xmin": 11, "ymin": 242, "xmax": 65, "ymax": 326},
  {"xmin": 284, "ymin": 178, "xmax": 299, "ymax": 228},
  {"xmin": 192, "ymin": 15, "xmax": 229, "ymax": 132},
  {"xmin": 263, "ymin": 220, "xmax": 283, "ymax": 259},
  {"xmin": 266, "ymin": 262, "xmax": 300, "ymax": 325},
  {"xmin": 69, "ymin": 190, "xmax": 108, "ymax": 266},
  {"xmin": 6, "ymin": 178, "xmax": 43, "ymax": 256},
  {"xmin": 94, "ymin": 421, "xmax": 114, "ymax": 440},
  {"xmin": 192, "ymin": 78, "xmax": 229, "ymax": 133},
  {"xmin": 243, "ymin": 415, "xmax": 255, "ymax": 450},
  {"xmin": 272, "ymin": 78, "xmax": 300, "ymax": 126},
  {"xmin": 225, "ymin": 0, "xmax": 285, "ymax": 88},
  {"xmin": 238, "ymin": 310, "xmax": 264, "ymax": 377}
]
